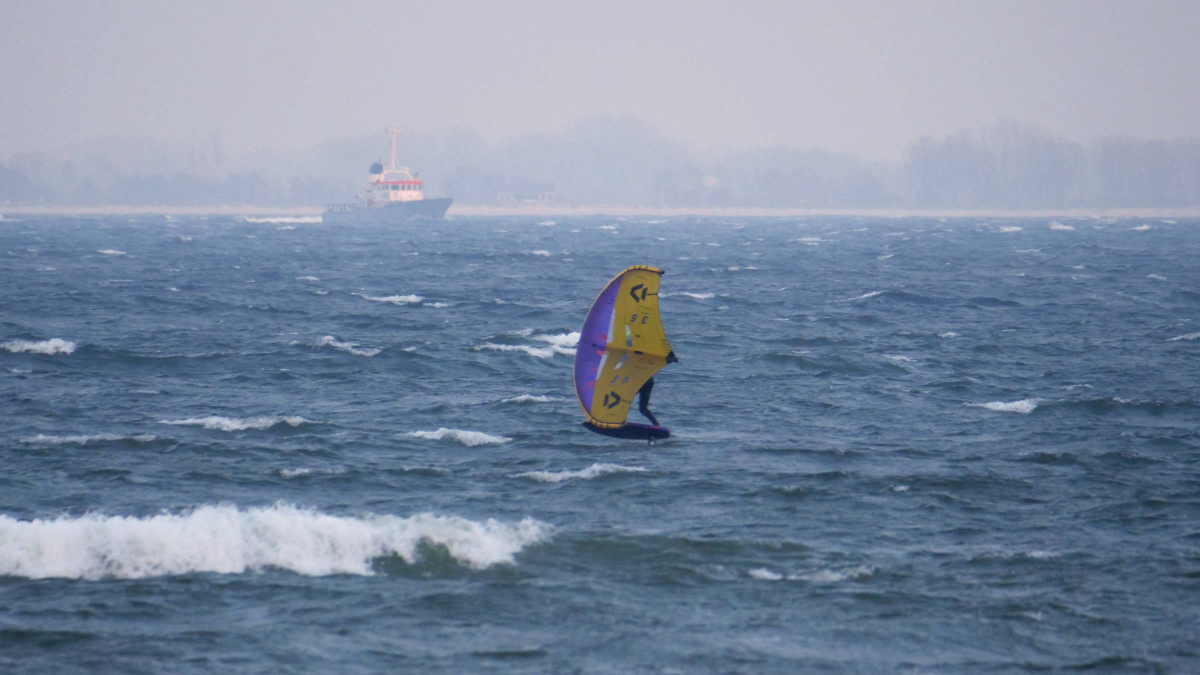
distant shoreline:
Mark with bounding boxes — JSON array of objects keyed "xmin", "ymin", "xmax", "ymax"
[{"xmin": 3, "ymin": 204, "xmax": 1198, "ymax": 220}]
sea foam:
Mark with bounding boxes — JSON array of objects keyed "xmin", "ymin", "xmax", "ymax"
[
  {"xmin": 517, "ymin": 463, "xmax": 646, "ymax": 483},
  {"xmin": 2, "ymin": 338, "xmax": 76, "ymax": 355},
  {"xmin": 406, "ymin": 428, "xmax": 511, "ymax": 446},
  {"xmin": 0, "ymin": 503, "xmax": 550, "ymax": 579}
]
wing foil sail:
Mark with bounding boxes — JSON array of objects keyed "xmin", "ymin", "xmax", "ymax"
[{"xmin": 573, "ymin": 266, "xmax": 674, "ymax": 429}]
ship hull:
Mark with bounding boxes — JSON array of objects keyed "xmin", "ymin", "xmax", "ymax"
[{"xmin": 322, "ymin": 198, "xmax": 452, "ymax": 224}]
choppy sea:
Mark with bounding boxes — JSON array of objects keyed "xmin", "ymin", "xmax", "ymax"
[{"xmin": 2, "ymin": 214, "xmax": 1198, "ymax": 673}]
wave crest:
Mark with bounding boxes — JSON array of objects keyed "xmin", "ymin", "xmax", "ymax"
[
  {"xmin": 315, "ymin": 336, "xmax": 381, "ymax": 357},
  {"xmin": 160, "ymin": 416, "xmax": 310, "ymax": 431},
  {"xmin": 2, "ymin": 338, "xmax": 76, "ymax": 355},
  {"xmin": 517, "ymin": 463, "xmax": 646, "ymax": 483},
  {"xmin": 406, "ymin": 428, "xmax": 511, "ymax": 446},
  {"xmin": 0, "ymin": 503, "xmax": 551, "ymax": 579},
  {"xmin": 967, "ymin": 399, "xmax": 1040, "ymax": 414}
]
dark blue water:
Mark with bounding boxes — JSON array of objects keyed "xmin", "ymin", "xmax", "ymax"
[{"xmin": 2, "ymin": 214, "xmax": 1198, "ymax": 673}]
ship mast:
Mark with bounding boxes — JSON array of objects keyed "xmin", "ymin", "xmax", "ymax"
[{"xmin": 387, "ymin": 124, "xmax": 398, "ymax": 171}]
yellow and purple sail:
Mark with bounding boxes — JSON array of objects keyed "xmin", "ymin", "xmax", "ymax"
[{"xmin": 574, "ymin": 265, "xmax": 675, "ymax": 440}]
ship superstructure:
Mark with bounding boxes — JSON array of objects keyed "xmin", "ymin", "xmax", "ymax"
[{"xmin": 323, "ymin": 125, "xmax": 452, "ymax": 222}]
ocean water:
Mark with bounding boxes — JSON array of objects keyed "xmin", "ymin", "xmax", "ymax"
[{"xmin": 1, "ymin": 214, "xmax": 1198, "ymax": 673}]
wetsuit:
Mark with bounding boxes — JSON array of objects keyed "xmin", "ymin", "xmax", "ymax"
[
  {"xmin": 637, "ymin": 377, "xmax": 659, "ymax": 426},
  {"xmin": 636, "ymin": 351, "xmax": 679, "ymax": 427}
]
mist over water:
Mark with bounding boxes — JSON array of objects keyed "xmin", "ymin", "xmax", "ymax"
[{"xmin": 1, "ymin": 215, "xmax": 1198, "ymax": 672}]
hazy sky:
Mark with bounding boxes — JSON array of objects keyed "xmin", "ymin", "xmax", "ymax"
[{"xmin": 3, "ymin": 0, "xmax": 1199, "ymax": 161}]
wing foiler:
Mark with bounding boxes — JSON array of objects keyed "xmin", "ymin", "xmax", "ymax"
[{"xmin": 574, "ymin": 265, "xmax": 675, "ymax": 441}]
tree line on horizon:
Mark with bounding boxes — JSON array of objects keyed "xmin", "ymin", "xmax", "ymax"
[{"xmin": 2, "ymin": 119, "xmax": 1198, "ymax": 209}]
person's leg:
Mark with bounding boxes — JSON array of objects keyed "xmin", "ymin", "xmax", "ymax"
[{"xmin": 638, "ymin": 378, "xmax": 659, "ymax": 426}]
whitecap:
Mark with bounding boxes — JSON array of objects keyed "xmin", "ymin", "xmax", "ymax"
[
  {"xmin": 97, "ymin": 249, "xmax": 127, "ymax": 256},
  {"xmin": 314, "ymin": 335, "xmax": 381, "ymax": 357},
  {"xmin": 531, "ymin": 250, "xmax": 551, "ymax": 257},
  {"xmin": 243, "ymin": 216, "xmax": 321, "ymax": 224},
  {"xmin": 160, "ymin": 415, "xmax": 309, "ymax": 431},
  {"xmin": 517, "ymin": 463, "xmax": 646, "ymax": 483},
  {"xmin": 877, "ymin": 254, "xmax": 894, "ymax": 260},
  {"xmin": 1146, "ymin": 274, "xmax": 1166, "ymax": 281},
  {"xmin": 1132, "ymin": 224, "xmax": 1152, "ymax": 231},
  {"xmin": 21, "ymin": 433, "xmax": 157, "ymax": 445},
  {"xmin": 279, "ymin": 467, "xmax": 346, "ymax": 478},
  {"xmin": 748, "ymin": 568, "xmax": 784, "ymax": 581},
  {"xmin": 474, "ymin": 344, "xmax": 564, "ymax": 359},
  {"xmin": 1166, "ymin": 332, "xmax": 1200, "ymax": 342},
  {"xmin": 938, "ymin": 332, "xmax": 958, "ymax": 338},
  {"xmin": 966, "ymin": 399, "xmax": 1040, "ymax": 414},
  {"xmin": 998, "ymin": 226, "xmax": 1023, "ymax": 233},
  {"xmin": 884, "ymin": 355, "xmax": 915, "ymax": 363},
  {"xmin": 474, "ymin": 332, "xmax": 577, "ymax": 359},
  {"xmin": 2, "ymin": 338, "xmax": 76, "ymax": 355},
  {"xmin": 355, "ymin": 293, "xmax": 423, "ymax": 305},
  {"xmin": 406, "ymin": 428, "xmax": 511, "ymax": 446},
  {"xmin": 1049, "ymin": 222, "xmax": 1075, "ymax": 231},
  {"xmin": 787, "ymin": 565, "xmax": 874, "ymax": 583},
  {"xmin": 537, "ymin": 221, "xmax": 556, "ymax": 227},
  {"xmin": 297, "ymin": 276, "xmax": 320, "ymax": 282},
  {"xmin": 847, "ymin": 291, "xmax": 883, "ymax": 301},
  {"xmin": 425, "ymin": 302, "xmax": 450, "ymax": 308},
  {"xmin": 501, "ymin": 394, "xmax": 559, "ymax": 404},
  {"xmin": 0, "ymin": 503, "xmax": 550, "ymax": 579},
  {"xmin": 532, "ymin": 332, "xmax": 579, "ymax": 348}
]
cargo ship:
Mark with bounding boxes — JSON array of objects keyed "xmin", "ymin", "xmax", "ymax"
[{"xmin": 322, "ymin": 126, "xmax": 452, "ymax": 223}]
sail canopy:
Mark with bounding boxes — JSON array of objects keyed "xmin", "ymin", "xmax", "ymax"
[{"xmin": 574, "ymin": 265, "xmax": 674, "ymax": 430}]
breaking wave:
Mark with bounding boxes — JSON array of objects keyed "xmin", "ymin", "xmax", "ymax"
[
  {"xmin": 354, "ymin": 293, "xmax": 423, "ymax": 305},
  {"xmin": 160, "ymin": 416, "xmax": 310, "ymax": 432},
  {"xmin": 0, "ymin": 503, "xmax": 551, "ymax": 579},
  {"xmin": 2, "ymin": 338, "xmax": 76, "ymax": 355},
  {"xmin": 20, "ymin": 433, "xmax": 157, "ymax": 445},
  {"xmin": 517, "ymin": 463, "xmax": 647, "ymax": 483},
  {"xmin": 967, "ymin": 399, "xmax": 1040, "ymax": 414},
  {"xmin": 314, "ymin": 335, "xmax": 381, "ymax": 357},
  {"xmin": 474, "ymin": 332, "xmax": 578, "ymax": 359}
]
